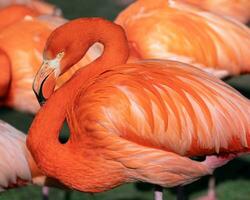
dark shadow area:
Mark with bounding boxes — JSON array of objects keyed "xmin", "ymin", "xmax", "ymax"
[
  {"xmin": 0, "ymin": 107, "xmax": 34, "ymax": 132},
  {"xmin": 183, "ymin": 157, "xmax": 250, "ymax": 198},
  {"xmin": 116, "ymin": 198, "xmax": 147, "ymax": 200},
  {"xmin": 58, "ymin": 121, "xmax": 70, "ymax": 144},
  {"xmin": 134, "ymin": 182, "xmax": 154, "ymax": 192},
  {"xmin": 46, "ymin": 0, "xmax": 127, "ymax": 20},
  {"xmin": 225, "ymin": 75, "xmax": 250, "ymax": 98}
]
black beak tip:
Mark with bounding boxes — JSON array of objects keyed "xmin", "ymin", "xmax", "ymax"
[
  {"xmin": 34, "ymin": 89, "xmax": 47, "ymax": 106},
  {"xmin": 33, "ymin": 74, "xmax": 49, "ymax": 106}
]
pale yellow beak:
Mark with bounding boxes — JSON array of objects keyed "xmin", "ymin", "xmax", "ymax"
[
  {"xmin": 33, "ymin": 53, "xmax": 64, "ymax": 105},
  {"xmin": 33, "ymin": 62, "xmax": 56, "ymax": 105}
]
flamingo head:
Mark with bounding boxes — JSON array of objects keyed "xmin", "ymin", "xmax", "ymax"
[{"xmin": 32, "ymin": 20, "xmax": 86, "ymax": 105}]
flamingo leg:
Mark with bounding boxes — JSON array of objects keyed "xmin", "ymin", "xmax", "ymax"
[
  {"xmin": 207, "ymin": 176, "xmax": 216, "ymax": 200},
  {"xmin": 154, "ymin": 185, "xmax": 163, "ymax": 200},
  {"xmin": 195, "ymin": 176, "xmax": 216, "ymax": 200},
  {"xmin": 42, "ymin": 186, "xmax": 49, "ymax": 200}
]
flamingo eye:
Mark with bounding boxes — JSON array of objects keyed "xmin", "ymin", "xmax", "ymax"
[{"xmin": 56, "ymin": 52, "xmax": 65, "ymax": 59}]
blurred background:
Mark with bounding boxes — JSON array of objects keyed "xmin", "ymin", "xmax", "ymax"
[{"xmin": 0, "ymin": 0, "xmax": 250, "ymax": 199}]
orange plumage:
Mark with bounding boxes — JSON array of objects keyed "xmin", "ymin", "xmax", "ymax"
[
  {"xmin": 27, "ymin": 18, "xmax": 250, "ymax": 193},
  {"xmin": 0, "ymin": 13, "xmax": 95, "ymax": 113},
  {"xmin": 0, "ymin": 0, "xmax": 61, "ymax": 16},
  {"xmin": 0, "ymin": 5, "xmax": 39, "ymax": 29},
  {"xmin": 115, "ymin": 0, "xmax": 250, "ymax": 78},
  {"xmin": 177, "ymin": 0, "xmax": 250, "ymax": 23}
]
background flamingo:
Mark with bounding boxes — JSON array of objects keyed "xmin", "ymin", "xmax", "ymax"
[
  {"xmin": 0, "ymin": 0, "xmax": 61, "ymax": 16},
  {"xmin": 114, "ymin": 0, "xmax": 250, "ymax": 78},
  {"xmin": 0, "ymin": 5, "xmax": 40, "ymax": 29},
  {"xmin": 0, "ymin": 119, "xmax": 65, "ymax": 190},
  {"xmin": 176, "ymin": 0, "xmax": 250, "ymax": 24},
  {"xmin": 113, "ymin": 0, "xmax": 250, "ymax": 24},
  {"xmin": 0, "ymin": 10, "xmax": 98, "ymax": 113},
  {"xmin": 27, "ymin": 18, "xmax": 250, "ymax": 200}
]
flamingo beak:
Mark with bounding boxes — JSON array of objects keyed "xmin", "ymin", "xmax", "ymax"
[
  {"xmin": 33, "ymin": 62, "xmax": 57, "ymax": 106},
  {"xmin": 33, "ymin": 53, "xmax": 64, "ymax": 105}
]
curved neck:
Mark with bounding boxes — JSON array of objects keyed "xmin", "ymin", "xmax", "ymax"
[
  {"xmin": 28, "ymin": 18, "xmax": 129, "ymax": 190},
  {"xmin": 0, "ymin": 49, "xmax": 11, "ymax": 98},
  {"xmin": 27, "ymin": 80, "xmax": 126, "ymax": 191},
  {"xmin": 0, "ymin": 5, "xmax": 39, "ymax": 29},
  {"xmin": 48, "ymin": 18, "xmax": 129, "ymax": 79},
  {"xmin": 27, "ymin": 84, "xmax": 72, "ymax": 178}
]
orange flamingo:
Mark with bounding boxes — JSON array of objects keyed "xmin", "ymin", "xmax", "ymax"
[
  {"xmin": 113, "ymin": 0, "xmax": 250, "ymax": 24},
  {"xmin": 177, "ymin": 0, "xmax": 250, "ymax": 24},
  {"xmin": 115, "ymin": 0, "xmax": 250, "ymax": 78},
  {"xmin": 0, "ymin": 15, "xmax": 63, "ymax": 113},
  {"xmin": 26, "ymin": 18, "xmax": 250, "ymax": 200},
  {"xmin": 0, "ymin": 5, "xmax": 39, "ymax": 29},
  {"xmin": 0, "ymin": 0, "xmax": 61, "ymax": 16},
  {"xmin": 0, "ymin": 119, "xmax": 64, "ymax": 191},
  {"xmin": 0, "ymin": 14, "xmax": 97, "ymax": 113}
]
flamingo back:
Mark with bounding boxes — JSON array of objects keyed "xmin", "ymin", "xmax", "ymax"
[
  {"xmin": 69, "ymin": 60, "xmax": 250, "ymax": 157},
  {"xmin": 178, "ymin": 0, "xmax": 250, "ymax": 23},
  {"xmin": 0, "ymin": 16, "xmax": 52, "ymax": 112},
  {"xmin": 115, "ymin": 0, "xmax": 250, "ymax": 77},
  {"xmin": 0, "ymin": 16, "xmax": 96, "ymax": 113}
]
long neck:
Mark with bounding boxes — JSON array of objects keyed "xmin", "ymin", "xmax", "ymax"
[
  {"xmin": 27, "ymin": 79, "xmax": 85, "ymax": 189},
  {"xmin": 0, "ymin": 49, "xmax": 11, "ymax": 99},
  {"xmin": 27, "ymin": 79, "xmax": 126, "ymax": 192},
  {"xmin": 27, "ymin": 18, "xmax": 129, "ymax": 190},
  {"xmin": 0, "ymin": 5, "xmax": 39, "ymax": 29}
]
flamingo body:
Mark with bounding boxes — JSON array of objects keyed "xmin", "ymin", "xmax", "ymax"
[
  {"xmin": 115, "ymin": 0, "xmax": 250, "ymax": 78},
  {"xmin": 0, "ymin": 16, "xmax": 55, "ymax": 112},
  {"xmin": 27, "ymin": 18, "xmax": 250, "ymax": 193}
]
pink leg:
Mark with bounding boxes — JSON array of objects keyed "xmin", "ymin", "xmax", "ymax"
[
  {"xmin": 195, "ymin": 176, "xmax": 216, "ymax": 200},
  {"xmin": 154, "ymin": 185, "xmax": 163, "ymax": 200},
  {"xmin": 42, "ymin": 186, "xmax": 49, "ymax": 200},
  {"xmin": 196, "ymin": 154, "xmax": 238, "ymax": 200}
]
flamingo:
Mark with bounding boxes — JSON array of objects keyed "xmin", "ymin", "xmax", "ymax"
[
  {"xmin": 0, "ymin": 12, "xmax": 96, "ymax": 199},
  {"xmin": 114, "ymin": 0, "xmax": 250, "ymax": 78},
  {"xmin": 26, "ymin": 18, "xmax": 250, "ymax": 200},
  {"xmin": 176, "ymin": 0, "xmax": 250, "ymax": 24},
  {"xmin": 0, "ymin": 0, "xmax": 61, "ymax": 16},
  {"xmin": 0, "ymin": 13, "xmax": 99, "ymax": 114},
  {"xmin": 113, "ymin": 0, "xmax": 250, "ymax": 24},
  {"xmin": 0, "ymin": 5, "xmax": 39, "ymax": 29},
  {"xmin": 116, "ymin": 1, "xmax": 250, "ymax": 198},
  {"xmin": 0, "ymin": 119, "xmax": 64, "ymax": 191}
]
